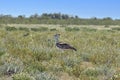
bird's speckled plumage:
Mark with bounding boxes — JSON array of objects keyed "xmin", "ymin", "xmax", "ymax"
[{"xmin": 54, "ymin": 34, "xmax": 77, "ymax": 51}]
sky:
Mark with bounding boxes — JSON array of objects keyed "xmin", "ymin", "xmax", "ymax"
[{"xmin": 0, "ymin": 0, "xmax": 120, "ymax": 19}]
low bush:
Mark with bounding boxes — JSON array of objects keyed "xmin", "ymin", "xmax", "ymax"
[
  {"xmin": 65, "ymin": 27, "xmax": 80, "ymax": 31},
  {"xmin": 13, "ymin": 72, "xmax": 35, "ymax": 80},
  {"xmin": 112, "ymin": 27, "xmax": 120, "ymax": 31},
  {"xmin": 26, "ymin": 62, "xmax": 46, "ymax": 73},
  {"xmin": 81, "ymin": 27, "xmax": 97, "ymax": 32},
  {"xmin": 50, "ymin": 28, "xmax": 57, "ymax": 31},
  {"xmin": 5, "ymin": 26, "xmax": 17, "ymax": 31},
  {"xmin": 19, "ymin": 27, "xmax": 29, "ymax": 31},
  {"xmin": 0, "ymin": 53, "xmax": 24, "ymax": 76},
  {"xmin": 82, "ymin": 68, "xmax": 99, "ymax": 77},
  {"xmin": 35, "ymin": 72, "xmax": 57, "ymax": 80},
  {"xmin": 31, "ymin": 27, "xmax": 48, "ymax": 32},
  {"xmin": 104, "ymin": 25, "xmax": 109, "ymax": 28}
]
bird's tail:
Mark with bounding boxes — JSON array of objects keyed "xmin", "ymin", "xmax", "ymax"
[{"xmin": 70, "ymin": 47, "xmax": 77, "ymax": 51}]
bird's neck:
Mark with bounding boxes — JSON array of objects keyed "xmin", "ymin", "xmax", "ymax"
[{"xmin": 54, "ymin": 37, "xmax": 59, "ymax": 43}]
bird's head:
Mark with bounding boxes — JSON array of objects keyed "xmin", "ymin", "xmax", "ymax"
[{"xmin": 54, "ymin": 34, "xmax": 60, "ymax": 38}]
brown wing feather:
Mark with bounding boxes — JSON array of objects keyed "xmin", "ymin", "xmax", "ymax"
[{"xmin": 56, "ymin": 42, "xmax": 77, "ymax": 51}]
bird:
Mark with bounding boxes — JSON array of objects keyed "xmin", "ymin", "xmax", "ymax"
[{"xmin": 54, "ymin": 34, "xmax": 77, "ymax": 51}]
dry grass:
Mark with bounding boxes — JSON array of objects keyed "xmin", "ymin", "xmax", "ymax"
[{"xmin": 0, "ymin": 24, "xmax": 120, "ymax": 80}]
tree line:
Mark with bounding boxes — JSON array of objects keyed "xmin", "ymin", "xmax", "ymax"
[{"xmin": 0, "ymin": 13, "xmax": 120, "ymax": 25}]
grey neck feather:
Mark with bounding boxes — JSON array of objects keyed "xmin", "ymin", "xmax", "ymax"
[{"xmin": 54, "ymin": 35, "xmax": 59, "ymax": 43}]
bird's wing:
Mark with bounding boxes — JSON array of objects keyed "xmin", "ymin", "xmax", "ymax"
[
  {"xmin": 58, "ymin": 42, "xmax": 77, "ymax": 51},
  {"xmin": 58, "ymin": 42, "xmax": 73, "ymax": 48},
  {"xmin": 58, "ymin": 42, "xmax": 70, "ymax": 46}
]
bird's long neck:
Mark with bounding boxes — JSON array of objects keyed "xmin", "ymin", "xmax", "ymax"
[{"xmin": 54, "ymin": 36, "xmax": 59, "ymax": 43}]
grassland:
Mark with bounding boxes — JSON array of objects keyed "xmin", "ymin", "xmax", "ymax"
[{"xmin": 0, "ymin": 24, "xmax": 120, "ymax": 80}]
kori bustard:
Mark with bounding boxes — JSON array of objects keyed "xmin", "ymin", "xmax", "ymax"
[{"xmin": 54, "ymin": 34, "xmax": 77, "ymax": 51}]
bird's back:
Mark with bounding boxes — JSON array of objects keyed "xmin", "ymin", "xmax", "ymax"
[{"xmin": 56, "ymin": 42, "xmax": 77, "ymax": 51}]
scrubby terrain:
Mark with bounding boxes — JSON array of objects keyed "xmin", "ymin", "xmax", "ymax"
[{"xmin": 0, "ymin": 24, "xmax": 120, "ymax": 80}]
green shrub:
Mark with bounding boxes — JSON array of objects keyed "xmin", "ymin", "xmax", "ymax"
[
  {"xmin": 72, "ymin": 27, "xmax": 80, "ymax": 31},
  {"xmin": 65, "ymin": 27, "xmax": 72, "ymax": 31},
  {"xmin": 112, "ymin": 72, "xmax": 120, "ymax": 80},
  {"xmin": 62, "ymin": 56, "xmax": 81, "ymax": 68},
  {"xmin": 60, "ymin": 25, "xmax": 67, "ymax": 27},
  {"xmin": 0, "ymin": 53, "xmax": 24, "ymax": 76},
  {"xmin": 106, "ymin": 30, "xmax": 115, "ymax": 32},
  {"xmin": 0, "ymin": 51, "xmax": 4, "ymax": 57},
  {"xmin": 26, "ymin": 62, "xmax": 46, "ymax": 73},
  {"xmin": 112, "ymin": 27, "xmax": 120, "ymax": 31},
  {"xmin": 35, "ymin": 72, "xmax": 57, "ymax": 80},
  {"xmin": 13, "ymin": 72, "xmax": 35, "ymax": 80},
  {"xmin": 81, "ymin": 53, "xmax": 91, "ymax": 62},
  {"xmin": 31, "ymin": 27, "xmax": 48, "ymax": 32},
  {"xmin": 79, "ymin": 75, "xmax": 99, "ymax": 80},
  {"xmin": 33, "ymin": 51, "xmax": 51, "ymax": 61},
  {"xmin": 82, "ymin": 68, "xmax": 99, "ymax": 77},
  {"xmin": 104, "ymin": 25, "xmax": 109, "ymax": 28},
  {"xmin": 5, "ymin": 26, "xmax": 17, "ymax": 31},
  {"xmin": 31, "ymin": 28, "xmax": 39, "ymax": 31},
  {"xmin": 65, "ymin": 27, "xmax": 80, "ymax": 31},
  {"xmin": 39, "ymin": 27, "xmax": 48, "ymax": 31},
  {"xmin": 19, "ymin": 27, "xmax": 29, "ymax": 31},
  {"xmin": 50, "ymin": 28, "xmax": 57, "ymax": 31},
  {"xmin": 72, "ymin": 65, "xmax": 83, "ymax": 77},
  {"xmin": 81, "ymin": 27, "xmax": 97, "ymax": 32}
]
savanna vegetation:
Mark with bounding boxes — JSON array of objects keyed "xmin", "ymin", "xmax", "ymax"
[
  {"xmin": 0, "ymin": 13, "xmax": 120, "ymax": 80},
  {"xmin": 0, "ymin": 13, "xmax": 120, "ymax": 25},
  {"xmin": 0, "ymin": 23, "xmax": 120, "ymax": 80}
]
